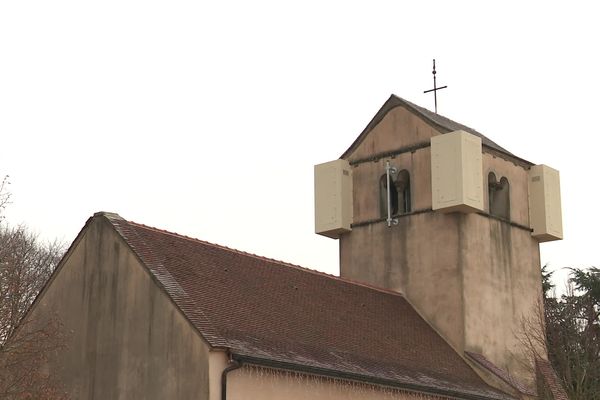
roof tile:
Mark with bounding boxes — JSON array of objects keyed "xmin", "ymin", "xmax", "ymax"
[
  {"xmin": 106, "ymin": 215, "xmax": 513, "ymax": 400},
  {"xmin": 466, "ymin": 351, "xmax": 535, "ymax": 396},
  {"xmin": 536, "ymin": 358, "xmax": 569, "ymax": 400}
]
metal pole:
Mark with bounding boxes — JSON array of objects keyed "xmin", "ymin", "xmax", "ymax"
[
  {"xmin": 423, "ymin": 59, "xmax": 447, "ymax": 114},
  {"xmin": 433, "ymin": 59, "xmax": 438, "ymax": 113},
  {"xmin": 386, "ymin": 161, "xmax": 397, "ymax": 227},
  {"xmin": 386, "ymin": 161, "xmax": 392, "ymax": 226}
]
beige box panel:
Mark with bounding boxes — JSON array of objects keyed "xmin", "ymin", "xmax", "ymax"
[
  {"xmin": 431, "ymin": 130, "xmax": 484, "ymax": 213},
  {"xmin": 528, "ymin": 165, "xmax": 563, "ymax": 242},
  {"xmin": 314, "ymin": 159, "xmax": 353, "ymax": 238}
]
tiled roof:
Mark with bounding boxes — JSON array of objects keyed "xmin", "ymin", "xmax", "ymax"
[
  {"xmin": 536, "ymin": 358, "xmax": 569, "ymax": 400},
  {"xmin": 466, "ymin": 351, "xmax": 535, "ymax": 396},
  {"xmin": 103, "ymin": 213, "xmax": 512, "ymax": 400},
  {"xmin": 341, "ymin": 95, "xmax": 532, "ymax": 166}
]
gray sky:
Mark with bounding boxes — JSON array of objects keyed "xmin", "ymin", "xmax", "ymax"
[{"xmin": 1, "ymin": 1, "xmax": 598, "ymax": 287}]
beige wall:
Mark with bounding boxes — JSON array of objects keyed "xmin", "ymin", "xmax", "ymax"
[
  {"xmin": 208, "ymin": 351, "xmax": 228, "ymax": 400},
  {"xmin": 340, "ymin": 106, "xmax": 545, "ymax": 389},
  {"xmin": 351, "ymin": 148, "xmax": 432, "ymax": 222},
  {"xmin": 483, "ymin": 153, "xmax": 530, "ymax": 227},
  {"xmin": 348, "ymin": 106, "xmax": 438, "ymax": 162},
  {"xmin": 30, "ymin": 216, "xmax": 211, "ymax": 400},
  {"xmin": 225, "ymin": 365, "xmax": 447, "ymax": 400}
]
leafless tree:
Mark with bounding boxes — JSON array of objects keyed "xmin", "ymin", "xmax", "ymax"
[
  {"xmin": 515, "ymin": 297, "xmax": 549, "ymax": 374},
  {"xmin": 0, "ymin": 175, "xmax": 11, "ymax": 221},
  {"xmin": 0, "ymin": 225, "xmax": 64, "ymax": 343},
  {"xmin": 0, "ymin": 317, "xmax": 68, "ymax": 399},
  {"xmin": 0, "ymin": 180, "xmax": 68, "ymax": 399}
]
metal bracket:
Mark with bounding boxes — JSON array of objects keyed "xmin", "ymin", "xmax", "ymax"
[{"xmin": 385, "ymin": 161, "xmax": 399, "ymax": 227}]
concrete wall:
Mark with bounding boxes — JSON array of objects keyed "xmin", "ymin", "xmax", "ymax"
[
  {"xmin": 483, "ymin": 153, "xmax": 530, "ymax": 227},
  {"xmin": 224, "ymin": 365, "xmax": 446, "ymax": 400},
  {"xmin": 340, "ymin": 106, "xmax": 545, "ymax": 388},
  {"xmin": 348, "ymin": 106, "xmax": 439, "ymax": 162},
  {"xmin": 30, "ymin": 216, "xmax": 211, "ymax": 400},
  {"xmin": 351, "ymin": 147, "xmax": 432, "ymax": 222}
]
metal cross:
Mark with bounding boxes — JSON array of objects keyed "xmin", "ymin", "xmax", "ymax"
[{"xmin": 423, "ymin": 59, "xmax": 447, "ymax": 114}]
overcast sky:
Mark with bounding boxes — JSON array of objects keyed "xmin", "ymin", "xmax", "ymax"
[{"xmin": 1, "ymin": 1, "xmax": 598, "ymax": 288}]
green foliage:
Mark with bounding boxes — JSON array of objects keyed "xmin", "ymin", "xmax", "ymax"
[
  {"xmin": 544, "ymin": 266, "xmax": 600, "ymax": 400},
  {"xmin": 542, "ymin": 264, "xmax": 555, "ymax": 296}
]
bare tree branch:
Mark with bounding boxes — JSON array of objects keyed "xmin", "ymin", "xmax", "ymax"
[
  {"xmin": 0, "ymin": 175, "xmax": 11, "ymax": 221},
  {"xmin": 0, "ymin": 182, "xmax": 68, "ymax": 399}
]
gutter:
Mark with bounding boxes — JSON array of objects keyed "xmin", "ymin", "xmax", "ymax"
[
  {"xmin": 221, "ymin": 354, "xmax": 242, "ymax": 400},
  {"xmin": 230, "ymin": 353, "xmax": 514, "ymax": 400}
]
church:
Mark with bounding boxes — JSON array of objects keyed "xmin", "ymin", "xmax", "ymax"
[{"xmin": 25, "ymin": 95, "xmax": 568, "ymax": 399}]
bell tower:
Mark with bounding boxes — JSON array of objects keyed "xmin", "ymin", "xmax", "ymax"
[{"xmin": 314, "ymin": 95, "xmax": 562, "ymax": 393}]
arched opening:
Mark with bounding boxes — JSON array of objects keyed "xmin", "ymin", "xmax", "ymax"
[
  {"xmin": 488, "ymin": 172, "xmax": 510, "ymax": 220},
  {"xmin": 395, "ymin": 169, "xmax": 411, "ymax": 214},
  {"xmin": 380, "ymin": 170, "xmax": 411, "ymax": 218},
  {"xmin": 380, "ymin": 174, "xmax": 398, "ymax": 218}
]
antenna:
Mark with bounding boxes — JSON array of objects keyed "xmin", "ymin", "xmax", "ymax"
[{"xmin": 423, "ymin": 59, "xmax": 447, "ymax": 114}]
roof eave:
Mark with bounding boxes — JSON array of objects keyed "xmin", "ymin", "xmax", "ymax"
[{"xmin": 231, "ymin": 353, "xmax": 515, "ymax": 400}]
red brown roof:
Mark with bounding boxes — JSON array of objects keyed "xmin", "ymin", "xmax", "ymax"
[
  {"xmin": 536, "ymin": 358, "xmax": 569, "ymax": 400},
  {"xmin": 466, "ymin": 351, "xmax": 535, "ymax": 396},
  {"xmin": 102, "ymin": 213, "xmax": 512, "ymax": 400}
]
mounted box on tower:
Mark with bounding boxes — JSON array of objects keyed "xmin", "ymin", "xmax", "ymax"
[
  {"xmin": 528, "ymin": 165, "xmax": 563, "ymax": 242},
  {"xmin": 431, "ymin": 130, "xmax": 484, "ymax": 213},
  {"xmin": 314, "ymin": 159, "xmax": 353, "ymax": 239}
]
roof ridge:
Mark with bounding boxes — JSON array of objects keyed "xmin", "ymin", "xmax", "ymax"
[
  {"xmin": 126, "ymin": 219, "xmax": 407, "ymax": 299},
  {"xmin": 126, "ymin": 220, "xmax": 315, "ymax": 269},
  {"xmin": 340, "ymin": 94, "xmax": 533, "ymax": 167}
]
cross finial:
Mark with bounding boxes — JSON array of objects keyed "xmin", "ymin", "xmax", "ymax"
[{"xmin": 423, "ymin": 59, "xmax": 447, "ymax": 114}]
